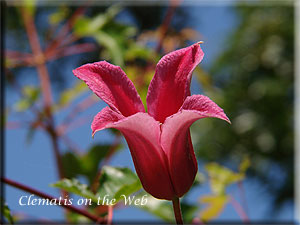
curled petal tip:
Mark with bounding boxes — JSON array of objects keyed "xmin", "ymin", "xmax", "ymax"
[
  {"xmin": 92, "ymin": 129, "xmax": 98, "ymax": 138},
  {"xmin": 222, "ymin": 114, "xmax": 231, "ymax": 124},
  {"xmin": 226, "ymin": 116, "xmax": 231, "ymax": 124},
  {"xmin": 197, "ymin": 41, "xmax": 204, "ymax": 44}
]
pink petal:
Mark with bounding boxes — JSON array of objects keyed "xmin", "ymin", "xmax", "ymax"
[
  {"xmin": 73, "ymin": 61, "xmax": 145, "ymax": 117},
  {"xmin": 161, "ymin": 95, "xmax": 230, "ymax": 197},
  {"xmin": 180, "ymin": 95, "xmax": 231, "ymax": 123},
  {"xmin": 93, "ymin": 109, "xmax": 175, "ymax": 200},
  {"xmin": 146, "ymin": 43, "xmax": 204, "ymax": 123},
  {"xmin": 91, "ymin": 107, "xmax": 125, "ymax": 137}
]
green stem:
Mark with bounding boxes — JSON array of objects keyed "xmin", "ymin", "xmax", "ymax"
[{"xmin": 172, "ymin": 197, "xmax": 183, "ymax": 224}]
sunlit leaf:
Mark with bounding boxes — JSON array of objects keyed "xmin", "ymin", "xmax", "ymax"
[
  {"xmin": 136, "ymin": 194, "xmax": 173, "ymax": 222},
  {"xmin": 199, "ymin": 195, "xmax": 228, "ymax": 222},
  {"xmin": 58, "ymin": 81, "xmax": 87, "ymax": 107},
  {"xmin": 51, "ymin": 178, "xmax": 98, "ymax": 202},
  {"xmin": 1, "ymin": 199, "xmax": 14, "ymax": 224},
  {"xmin": 24, "ymin": 86, "xmax": 40, "ymax": 100},
  {"xmin": 73, "ymin": 17, "xmax": 91, "ymax": 36},
  {"xmin": 14, "ymin": 86, "xmax": 40, "ymax": 112},
  {"xmin": 124, "ymin": 44, "xmax": 155, "ymax": 62},
  {"xmin": 49, "ymin": 6, "xmax": 70, "ymax": 25},
  {"xmin": 97, "ymin": 166, "xmax": 142, "ymax": 202},
  {"xmin": 94, "ymin": 31, "xmax": 124, "ymax": 66},
  {"xmin": 66, "ymin": 211, "xmax": 90, "ymax": 223},
  {"xmin": 239, "ymin": 156, "xmax": 251, "ymax": 173},
  {"xmin": 15, "ymin": 99, "xmax": 31, "ymax": 112},
  {"xmin": 23, "ymin": 0, "xmax": 36, "ymax": 16},
  {"xmin": 73, "ymin": 4, "xmax": 122, "ymax": 36},
  {"xmin": 205, "ymin": 163, "xmax": 244, "ymax": 195},
  {"xmin": 135, "ymin": 192, "xmax": 198, "ymax": 223}
]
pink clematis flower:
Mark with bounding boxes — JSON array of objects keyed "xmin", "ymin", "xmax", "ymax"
[{"xmin": 73, "ymin": 42, "xmax": 230, "ymax": 200}]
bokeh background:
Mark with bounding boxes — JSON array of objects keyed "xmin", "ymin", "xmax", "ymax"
[{"xmin": 3, "ymin": 0, "xmax": 295, "ymax": 223}]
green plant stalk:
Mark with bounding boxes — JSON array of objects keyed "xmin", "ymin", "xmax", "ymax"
[{"xmin": 172, "ymin": 197, "xmax": 183, "ymax": 224}]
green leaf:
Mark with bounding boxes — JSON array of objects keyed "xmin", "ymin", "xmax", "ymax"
[
  {"xmin": 14, "ymin": 86, "xmax": 40, "ymax": 112},
  {"xmin": 81, "ymin": 145, "xmax": 110, "ymax": 173},
  {"xmin": 135, "ymin": 193, "xmax": 174, "ymax": 222},
  {"xmin": 239, "ymin": 156, "xmax": 251, "ymax": 173},
  {"xmin": 49, "ymin": 6, "xmax": 70, "ymax": 25},
  {"xmin": 51, "ymin": 178, "xmax": 98, "ymax": 203},
  {"xmin": 61, "ymin": 152, "xmax": 82, "ymax": 179},
  {"xmin": 181, "ymin": 202, "xmax": 199, "ymax": 223},
  {"xmin": 81, "ymin": 145, "xmax": 113, "ymax": 184},
  {"xmin": 23, "ymin": 86, "xmax": 40, "ymax": 100},
  {"xmin": 94, "ymin": 31, "xmax": 124, "ymax": 66},
  {"xmin": 97, "ymin": 166, "xmax": 142, "ymax": 202},
  {"xmin": 23, "ymin": 0, "xmax": 36, "ymax": 16},
  {"xmin": 199, "ymin": 195, "xmax": 228, "ymax": 222},
  {"xmin": 66, "ymin": 211, "xmax": 90, "ymax": 223},
  {"xmin": 124, "ymin": 44, "xmax": 155, "ymax": 61},
  {"xmin": 73, "ymin": 17, "xmax": 91, "ymax": 36},
  {"xmin": 61, "ymin": 145, "xmax": 119, "ymax": 184},
  {"xmin": 73, "ymin": 5, "xmax": 129, "ymax": 66},
  {"xmin": 114, "ymin": 180, "xmax": 142, "ymax": 202},
  {"xmin": 52, "ymin": 167, "xmax": 142, "ymax": 206},
  {"xmin": 1, "ymin": 199, "xmax": 14, "ymax": 224},
  {"xmin": 134, "ymin": 192, "xmax": 197, "ymax": 223},
  {"xmin": 73, "ymin": 4, "xmax": 121, "ymax": 36},
  {"xmin": 58, "ymin": 81, "xmax": 87, "ymax": 107},
  {"xmin": 15, "ymin": 99, "xmax": 31, "ymax": 112},
  {"xmin": 205, "ymin": 163, "xmax": 244, "ymax": 195}
]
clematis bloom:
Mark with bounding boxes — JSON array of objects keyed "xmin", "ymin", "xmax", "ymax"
[{"xmin": 73, "ymin": 43, "xmax": 230, "ymax": 200}]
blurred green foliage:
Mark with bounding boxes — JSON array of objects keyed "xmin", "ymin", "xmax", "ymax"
[
  {"xmin": 136, "ymin": 191, "xmax": 198, "ymax": 223},
  {"xmin": 52, "ymin": 178, "xmax": 99, "ymax": 202},
  {"xmin": 1, "ymin": 198, "xmax": 14, "ymax": 224},
  {"xmin": 14, "ymin": 86, "xmax": 40, "ymax": 112},
  {"xmin": 193, "ymin": 5, "xmax": 294, "ymax": 209},
  {"xmin": 61, "ymin": 144, "xmax": 121, "ymax": 185},
  {"xmin": 57, "ymin": 81, "xmax": 87, "ymax": 108},
  {"xmin": 199, "ymin": 158, "xmax": 250, "ymax": 221},
  {"xmin": 97, "ymin": 166, "xmax": 142, "ymax": 202},
  {"xmin": 52, "ymin": 166, "xmax": 199, "ymax": 223},
  {"xmin": 200, "ymin": 195, "xmax": 228, "ymax": 222},
  {"xmin": 52, "ymin": 166, "xmax": 142, "ymax": 205}
]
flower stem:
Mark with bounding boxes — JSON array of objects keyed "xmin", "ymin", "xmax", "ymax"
[{"xmin": 172, "ymin": 197, "xmax": 183, "ymax": 224}]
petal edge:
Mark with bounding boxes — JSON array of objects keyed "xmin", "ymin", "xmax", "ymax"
[
  {"xmin": 146, "ymin": 43, "xmax": 204, "ymax": 123},
  {"xmin": 73, "ymin": 61, "xmax": 145, "ymax": 117}
]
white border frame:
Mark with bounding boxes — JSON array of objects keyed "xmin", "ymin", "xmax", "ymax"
[{"xmin": 4, "ymin": 0, "xmax": 299, "ymax": 223}]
